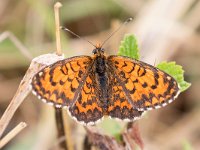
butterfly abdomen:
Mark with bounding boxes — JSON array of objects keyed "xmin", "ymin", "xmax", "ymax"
[{"xmin": 94, "ymin": 55, "xmax": 109, "ymax": 111}]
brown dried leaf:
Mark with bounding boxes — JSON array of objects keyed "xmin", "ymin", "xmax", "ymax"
[
  {"xmin": 85, "ymin": 126, "xmax": 125, "ymax": 150},
  {"xmin": 123, "ymin": 122, "xmax": 144, "ymax": 150}
]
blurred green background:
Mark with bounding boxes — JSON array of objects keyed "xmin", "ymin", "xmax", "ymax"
[{"xmin": 0, "ymin": 0, "xmax": 199, "ymax": 150}]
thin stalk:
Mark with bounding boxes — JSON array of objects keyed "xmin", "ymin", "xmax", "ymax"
[
  {"xmin": 55, "ymin": 108, "xmax": 67, "ymax": 150},
  {"xmin": 54, "ymin": 2, "xmax": 67, "ymax": 150}
]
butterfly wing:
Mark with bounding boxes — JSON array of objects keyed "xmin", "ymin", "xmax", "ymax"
[
  {"xmin": 107, "ymin": 70, "xmax": 144, "ymax": 120},
  {"xmin": 31, "ymin": 56, "xmax": 93, "ymax": 107},
  {"xmin": 107, "ymin": 55, "xmax": 180, "ymax": 111},
  {"xmin": 68, "ymin": 70, "xmax": 103, "ymax": 125}
]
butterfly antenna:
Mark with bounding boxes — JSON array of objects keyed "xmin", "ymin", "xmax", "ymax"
[
  {"xmin": 60, "ymin": 26, "xmax": 96, "ymax": 48},
  {"xmin": 101, "ymin": 18, "xmax": 133, "ymax": 47}
]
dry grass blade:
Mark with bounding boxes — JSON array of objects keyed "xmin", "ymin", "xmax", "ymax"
[
  {"xmin": 0, "ymin": 53, "xmax": 64, "ymax": 139},
  {"xmin": 0, "ymin": 122, "xmax": 27, "ymax": 149},
  {"xmin": 0, "ymin": 31, "xmax": 32, "ymax": 60}
]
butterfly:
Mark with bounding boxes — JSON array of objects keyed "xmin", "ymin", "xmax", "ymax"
[{"xmin": 31, "ymin": 43, "xmax": 180, "ymax": 125}]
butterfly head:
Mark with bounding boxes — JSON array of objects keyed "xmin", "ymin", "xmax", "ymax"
[{"xmin": 92, "ymin": 43, "xmax": 104, "ymax": 55}]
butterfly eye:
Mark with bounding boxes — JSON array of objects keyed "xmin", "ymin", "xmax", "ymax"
[
  {"xmin": 92, "ymin": 48, "xmax": 104, "ymax": 54},
  {"xmin": 92, "ymin": 48, "xmax": 98, "ymax": 54}
]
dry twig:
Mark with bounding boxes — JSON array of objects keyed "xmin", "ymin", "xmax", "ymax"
[
  {"xmin": 0, "ymin": 122, "xmax": 27, "ymax": 149},
  {"xmin": 0, "ymin": 31, "xmax": 32, "ymax": 60},
  {"xmin": 53, "ymin": 2, "xmax": 71, "ymax": 150},
  {"xmin": 54, "ymin": 2, "xmax": 62, "ymax": 56},
  {"xmin": 0, "ymin": 53, "xmax": 64, "ymax": 142}
]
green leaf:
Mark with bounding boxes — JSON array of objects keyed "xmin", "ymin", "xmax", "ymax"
[
  {"xmin": 118, "ymin": 34, "xmax": 140, "ymax": 60},
  {"xmin": 156, "ymin": 62, "xmax": 191, "ymax": 92},
  {"xmin": 97, "ymin": 117, "xmax": 124, "ymax": 141}
]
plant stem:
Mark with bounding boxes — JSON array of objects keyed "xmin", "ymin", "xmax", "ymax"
[
  {"xmin": 54, "ymin": 2, "xmax": 62, "ymax": 56},
  {"xmin": 55, "ymin": 108, "xmax": 67, "ymax": 150},
  {"xmin": 83, "ymin": 135, "xmax": 92, "ymax": 150}
]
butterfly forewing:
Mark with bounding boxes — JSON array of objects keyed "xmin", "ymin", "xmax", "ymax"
[
  {"xmin": 107, "ymin": 55, "xmax": 180, "ymax": 111},
  {"xmin": 31, "ymin": 56, "xmax": 93, "ymax": 107}
]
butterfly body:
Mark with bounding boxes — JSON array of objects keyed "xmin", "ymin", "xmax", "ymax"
[
  {"xmin": 31, "ymin": 47, "xmax": 180, "ymax": 125},
  {"xmin": 92, "ymin": 48, "xmax": 110, "ymax": 113}
]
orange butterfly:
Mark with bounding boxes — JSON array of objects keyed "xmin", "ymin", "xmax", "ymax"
[{"xmin": 31, "ymin": 43, "xmax": 179, "ymax": 125}]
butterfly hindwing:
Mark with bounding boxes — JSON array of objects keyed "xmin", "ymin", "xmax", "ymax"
[
  {"xmin": 107, "ymin": 70, "xmax": 144, "ymax": 120},
  {"xmin": 68, "ymin": 71, "xmax": 103, "ymax": 125}
]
